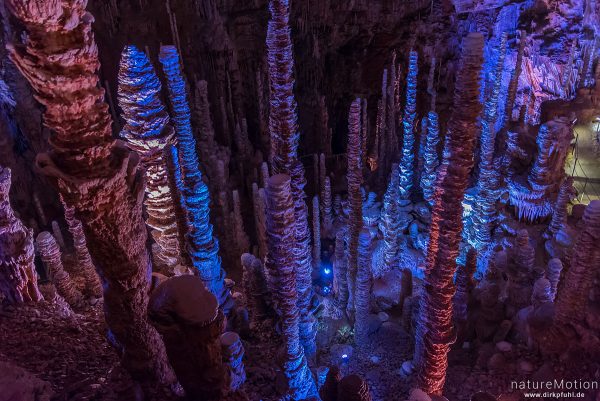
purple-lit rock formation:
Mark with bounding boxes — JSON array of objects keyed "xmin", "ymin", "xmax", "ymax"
[
  {"xmin": 354, "ymin": 228, "xmax": 373, "ymax": 345},
  {"xmin": 399, "ymin": 51, "xmax": 419, "ymax": 200},
  {"xmin": 416, "ymin": 33, "xmax": 484, "ymax": 396},
  {"xmin": 159, "ymin": 46, "xmax": 230, "ymax": 310},
  {"xmin": 220, "ymin": 331, "xmax": 246, "ymax": 392},
  {"xmin": 117, "ymin": 45, "xmax": 181, "ymax": 275},
  {"xmin": 6, "ymin": 0, "xmax": 175, "ymax": 392},
  {"xmin": 0, "ymin": 167, "xmax": 42, "ymax": 304},
  {"xmin": 266, "ymin": 0, "xmax": 317, "ymax": 358},
  {"xmin": 420, "ymin": 112, "xmax": 441, "ymax": 207}
]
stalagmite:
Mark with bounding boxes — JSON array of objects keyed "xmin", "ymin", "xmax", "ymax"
[
  {"xmin": 252, "ymin": 183, "xmax": 268, "ymax": 262},
  {"xmin": 320, "ymin": 366, "xmax": 342, "ymax": 401},
  {"xmin": 322, "ymin": 176, "xmax": 333, "ymax": 238},
  {"xmin": 263, "ymin": 174, "xmax": 318, "ymax": 400},
  {"xmin": 232, "ymin": 189, "xmax": 250, "ymax": 256},
  {"xmin": 220, "ymin": 331, "xmax": 246, "ymax": 392},
  {"xmin": 36, "ymin": 231, "xmax": 82, "ymax": 307},
  {"xmin": 346, "ymin": 99, "xmax": 363, "ymax": 316},
  {"xmin": 502, "ymin": 32, "xmax": 526, "ymax": 128},
  {"xmin": 515, "ymin": 229, "xmax": 535, "ymax": 271},
  {"xmin": 420, "ymin": 112, "xmax": 441, "ymax": 207},
  {"xmin": 337, "ymin": 374, "xmax": 372, "ymax": 401},
  {"xmin": 552, "ymin": 201, "xmax": 600, "ymax": 328},
  {"xmin": 267, "ymin": 0, "xmax": 316, "ymax": 358},
  {"xmin": 6, "ymin": 0, "xmax": 175, "ymax": 390},
  {"xmin": 380, "ymin": 164, "xmax": 401, "ymax": 276},
  {"xmin": 61, "ymin": 199, "xmax": 102, "ymax": 298},
  {"xmin": 416, "ymin": 33, "xmax": 484, "ymax": 396},
  {"xmin": 531, "ymin": 277, "xmax": 552, "ymax": 307},
  {"xmin": 51, "ymin": 221, "xmax": 65, "ymax": 250},
  {"xmin": 471, "ymin": 34, "xmax": 507, "ymax": 248},
  {"xmin": 454, "ymin": 248, "xmax": 477, "ymax": 323},
  {"xmin": 334, "ymin": 228, "xmax": 349, "ymax": 314},
  {"xmin": 312, "ymin": 196, "xmax": 321, "ymax": 271},
  {"xmin": 241, "ymin": 253, "xmax": 270, "ymax": 325},
  {"xmin": 159, "ymin": 46, "xmax": 231, "ymax": 310},
  {"xmin": 354, "ymin": 228, "xmax": 373, "ymax": 346},
  {"xmin": 148, "ymin": 275, "xmax": 226, "ymax": 400},
  {"xmin": 399, "ymin": 51, "xmax": 418, "ymax": 200},
  {"xmin": 546, "ymin": 258, "xmax": 563, "ymax": 302},
  {"xmin": 0, "ymin": 167, "xmax": 42, "ymax": 304},
  {"xmin": 545, "ymin": 177, "xmax": 574, "ymax": 239},
  {"xmin": 118, "ymin": 45, "xmax": 181, "ymax": 274}
]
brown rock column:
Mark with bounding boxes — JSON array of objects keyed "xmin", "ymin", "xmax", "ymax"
[{"xmin": 6, "ymin": 0, "xmax": 174, "ymax": 391}]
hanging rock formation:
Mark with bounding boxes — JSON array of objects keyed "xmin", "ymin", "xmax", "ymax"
[
  {"xmin": 6, "ymin": 0, "xmax": 175, "ymax": 391},
  {"xmin": 416, "ymin": 33, "xmax": 484, "ymax": 396},
  {"xmin": 264, "ymin": 174, "xmax": 318, "ymax": 400},
  {"xmin": 117, "ymin": 45, "xmax": 181, "ymax": 275},
  {"xmin": 0, "ymin": 166, "xmax": 42, "ymax": 304}
]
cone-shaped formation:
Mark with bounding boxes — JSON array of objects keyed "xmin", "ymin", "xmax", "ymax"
[
  {"xmin": 117, "ymin": 45, "xmax": 181, "ymax": 274},
  {"xmin": 61, "ymin": 198, "xmax": 102, "ymax": 298},
  {"xmin": 320, "ymin": 366, "xmax": 342, "ymax": 401},
  {"xmin": 454, "ymin": 248, "xmax": 477, "ymax": 322},
  {"xmin": 0, "ymin": 167, "xmax": 42, "ymax": 304},
  {"xmin": 252, "ymin": 183, "xmax": 268, "ymax": 262},
  {"xmin": 159, "ymin": 46, "xmax": 229, "ymax": 309},
  {"xmin": 266, "ymin": 0, "xmax": 316, "ymax": 357},
  {"xmin": 338, "ymin": 374, "xmax": 373, "ymax": 401},
  {"xmin": 51, "ymin": 221, "xmax": 65, "ymax": 250},
  {"xmin": 312, "ymin": 196, "xmax": 321, "ymax": 270},
  {"xmin": 232, "ymin": 190, "xmax": 250, "ymax": 256},
  {"xmin": 334, "ymin": 228, "xmax": 349, "ymax": 314},
  {"xmin": 546, "ymin": 258, "xmax": 563, "ymax": 302},
  {"xmin": 546, "ymin": 177, "xmax": 574, "ymax": 239},
  {"xmin": 347, "ymin": 99, "xmax": 364, "ymax": 315},
  {"xmin": 420, "ymin": 112, "xmax": 441, "ymax": 207},
  {"xmin": 515, "ymin": 229, "xmax": 535, "ymax": 272},
  {"xmin": 380, "ymin": 164, "xmax": 401, "ymax": 276},
  {"xmin": 354, "ymin": 228, "xmax": 373, "ymax": 346},
  {"xmin": 37, "ymin": 231, "xmax": 82, "ymax": 307},
  {"xmin": 399, "ymin": 51, "xmax": 418, "ymax": 199},
  {"xmin": 241, "ymin": 253, "xmax": 270, "ymax": 325},
  {"xmin": 148, "ymin": 275, "xmax": 225, "ymax": 400},
  {"xmin": 553, "ymin": 201, "xmax": 600, "ymax": 326},
  {"xmin": 416, "ymin": 33, "xmax": 484, "ymax": 396},
  {"xmin": 264, "ymin": 174, "xmax": 318, "ymax": 400},
  {"xmin": 531, "ymin": 277, "xmax": 552, "ymax": 307},
  {"xmin": 322, "ymin": 176, "xmax": 333, "ymax": 238},
  {"xmin": 471, "ymin": 34, "xmax": 507, "ymax": 248},
  {"xmin": 6, "ymin": 1, "xmax": 174, "ymax": 389},
  {"xmin": 220, "ymin": 331, "xmax": 246, "ymax": 392}
]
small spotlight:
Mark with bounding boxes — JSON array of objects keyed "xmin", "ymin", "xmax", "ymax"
[
  {"xmin": 341, "ymin": 353, "xmax": 348, "ymax": 359},
  {"xmin": 323, "ymin": 267, "xmax": 332, "ymax": 275}
]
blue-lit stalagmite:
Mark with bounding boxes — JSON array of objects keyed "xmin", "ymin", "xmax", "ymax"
[
  {"xmin": 398, "ymin": 51, "xmax": 418, "ymax": 200},
  {"xmin": 420, "ymin": 112, "xmax": 441, "ymax": 207}
]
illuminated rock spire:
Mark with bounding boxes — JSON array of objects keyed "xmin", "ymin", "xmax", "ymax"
[
  {"xmin": 399, "ymin": 51, "xmax": 418, "ymax": 199},
  {"xmin": 264, "ymin": 174, "xmax": 318, "ymax": 400},
  {"xmin": 7, "ymin": 0, "xmax": 175, "ymax": 390},
  {"xmin": 159, "ymin": 46, "xmax": 230, "ymax": 309},
  {"xmin": 416, "ymin": 33, "xmax": 484, "ymax": 396},
  {"xmin": 420, "ymin": 112, "xmax": 441, "ymax": 207},
  {"xmin": 267, "ymin": 0, "xmax": 316, "ymax": 357},
  {"xmin": 118, "ymin": 45, "xmax": 181, "ymax": 274},
  {"xmin": 381, "ymin": 164, "xmax": 401, "ymax": 274}
]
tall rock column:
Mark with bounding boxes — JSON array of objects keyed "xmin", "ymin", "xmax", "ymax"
[
  {"xmin": 159, "ymin": 46, "xmax": 230, "ymax": 310},
  {"xmin": 266, "ymin": 0, "xmax": 316, "ymax": 358},
  {"xmin": 346, "ymin": 99, "xmax": 363, "ymax": 315},
  {"xmin": 0, "ymin": 167, "xmax": 42, "ymax": 304},
  {"xmin": 420, "ymin": 112, "xmax": 441, "ymax": 207},
  {"xmin": 354, "ymin": 228, "xmax": 373, "ymax": 346},
  {"xmin": 6, "ymin": 1, "xmax": 175, "ymax": 391},
  {"xmin": 399, "ymin": 51, "xmax": 418, "ymax": 200},
  {"xmin": 416, "ymin": 33, "xmax": 484, "ymax": 396},
  {"xmin": 118, "ymin": 45, "xmax": 181, "ymax": 275},
  {"xmin": 380, "ymin": 164, "xmax": 401, "ymax": 275},
  {"xmin": 264, "ymin": 174, "xmax": 318, "ymax": 400}
]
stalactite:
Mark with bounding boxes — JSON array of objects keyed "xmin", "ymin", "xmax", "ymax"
[
  {"xmin": 312, "ymin": 196, "xmax": 321, "ymax": 271},
  {"xmin": 386, "ymin": 55, "xmax": 398, "ymax": 166},
  {"xmin": 159, "ymin": 46, "xmax": 230, "ymax": 310},
  {"xmin": 252, "ymin": 183, "xmax": 268, "ymax": 262},
  {"xmin": 453, "ymin": 248, "xmax": 477, "ymax": 323},
  {"xmin": 545, "ymin": 177, "xmax": 574, "ymax": 239},
  {"xmin": 264, "ymin": 174, "xmax": 318, "ymax": 400},
  {"xmin": 420, "ymin": 112, "xmax": 441, "ymax": 207},
  {"xmin": 416, "ymin": 33, "xmax": 484, "ymax": 396},
  {"xmin": 471, "ymin": 34, "xmax": 507, "ymax": 249},
  {"xmin": 399, "ymin": 51, "xmax": 418, "ymax": 200},
  {"xmin": 322, "ymin": 176, "xmax": 333, "ymax": 238},
  {"xmin": 118, "ymin": 45, "xmax": 181, "ymax": 274},
  {"xmin": 61, "ymin": 198, "xmax": 102, "ymax": 298},
  {"xmin": 220, "ymin": 331, "xmax": 246, "ymax": 392},
  {"xmin": 380, "ymin": 164, "xmax": 401, "ymax": 276},
  {"xmin": 354, "ymin": 228, "xmax": 373, "ymax": 346},
  {"xmin": 267, "ymin": 0, "xmax": 316, "ymax": 358},
  {"xmin": 346, "ymin": 99, "xmax": 363, "ymax": 316},
  {"xmin": 546, "ymin": 258, "xmax": 563, "ymax": 302},
  {"xmin": 6, "ymin": 1, "xmax": 175, "ymax": 390},
  {"xmin": 232, "ymin": 190, "xmax": 250, "ymax": 256},
  {"xmin": 0, "ymin": 167, "xmax": 42, "ymax": 304},
  {"xmin": 37, "ymin": 231, "xmax": 82, "ymax": 307}
]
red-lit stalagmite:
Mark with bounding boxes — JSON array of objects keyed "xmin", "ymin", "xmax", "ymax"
[
  {"xmin": 267, "ymin": 0, "xmax": 316, "ymax": 357},
  {"xmin": 6, "ymin": 0, "xmax": 175, "ymax": 391},
  {"xmin": 416, "ymin": 33, "xmax": 484, "ymax": 396},
  {"xmin": 0, "ymin": 167, "xmax": 42, "ymax": 304}
]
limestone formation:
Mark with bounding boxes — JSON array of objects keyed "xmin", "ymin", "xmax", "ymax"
[
  {"xmin": 354, "ymin": 228, "xmax": 373, "ymax": 346},
  {"xmin": 263, "ymin": 174, "xmax": 318, "ymax": 400},
  {"xmin": 252, "ymin": 183, "xmax": 268, "ymax": 262},
  {"xmin": 117, "ymin": 45, "xmax": 181, "ymax": 274},
  {"xmin": 312, "ymin": 196, "xmax": 321, "ymax": 271},
  {"xmin": 515, "ymin": 229, "xmax": 535, "ymax": 272},
  {"xmin": 416, "ymin": 33, "xmax": 484, "ymax": 396},
  {"xmin": 546, "ymin": 258, "xmax": 563, "ymax": 302},
  {"xmin": 37, "ymin": 231, "xmax": 82, "ymax": 307},
  {"xmin": 399, "ymin": 51, "xmax": 418, "ymax": 200},
  {"xmin": 0, "ymin": 167, "xmax": 42, "ymax": 304},
  {"xmin": 337, "ymin": 374, "xmax": 372, "ymax": 401},
  {"xmin": 232, "ymin": 190, "xmax": 250, "ymax": 257},
  {"xmin": 7, "ymin": 1, "xmax": 174, "ymax": 390},
  {"xmin": 221, "ymin": 331, "xmax": 246, "ymax": 392},
  {"xmin": 454, "ymin": 248, "xmax": 477, "ymax": 323},
  {"xmin": 420, "ymin": 112, "xmax": 441, "ymax": 207},
  {"xmin": 334, "ymin": 228, "xmax": 349, "ymax": 315},
  {"xmin": 322, "ymin": 176, "xmax": 334, "ymax": 238},
  {"xmin": 380, "ymin": 164, "xmax": 401, "ymax": 277},
  {"xmin": 241, "ymin": 253, "xmax": 270, "ymax": 325},
  {"xmin": 545, "ymin": 177, "xmax": 574, "ymax": 239}
]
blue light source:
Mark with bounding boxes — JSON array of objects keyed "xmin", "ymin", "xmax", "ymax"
[
  {"xmin": 342, "ymin": 353, "xmax": 348, "ymax": 360},
  {"xmin": 323, "ymin": 267, "xmax": 332, "ymax": 275}
]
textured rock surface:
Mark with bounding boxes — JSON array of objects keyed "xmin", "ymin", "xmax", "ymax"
[
  {"xmin": 416, "ymin": 33, "xmax": 484, "ymax": 396},
  {"xmin": 354, "ymin": 228, "xmax": 373, "ymax": 346},
  {"xmin": 6, "ymin": 0, "xmax": 175, "ymax": 391},
  {"xmin": 0, "ymin": 167, "xmax": 42, "ymax": 304},
  {"xmin": 221, "ymin": 331, "xmax": 246, "ymax": 392}
]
